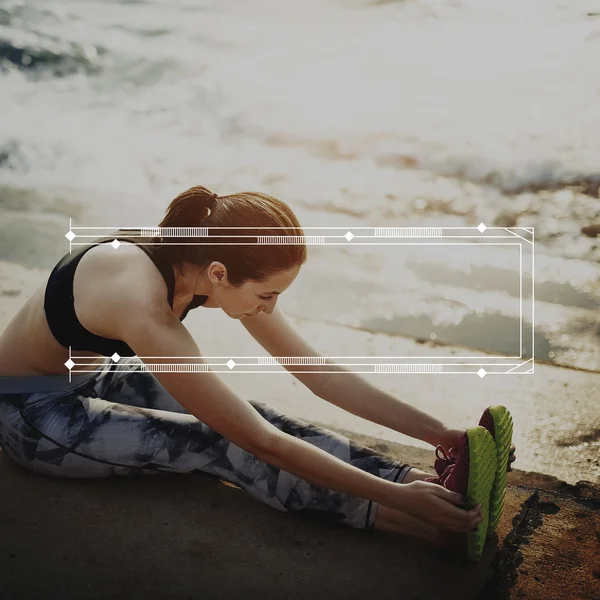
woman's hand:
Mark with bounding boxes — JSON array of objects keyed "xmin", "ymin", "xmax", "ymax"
[
  {"xmin": 440, "ymin": 428, "xmax": 516, "ymax": 472},
  {"xmin": 387, "ymin": 480, "xmax": 483, "ymax": 532}
]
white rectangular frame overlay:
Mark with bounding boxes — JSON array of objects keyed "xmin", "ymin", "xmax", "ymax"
[{"xmin": 64, "ymin": 222, "xmax": 534, "ymax": 379}]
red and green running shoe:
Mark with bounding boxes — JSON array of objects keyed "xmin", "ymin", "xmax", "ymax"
[
  {"xmin": 425, "ymin": 426, "xmax": 496, "ymax": 561},
  {"xmin": 478, "ymin": 406, "xmax": 513, "ymax": 537}
]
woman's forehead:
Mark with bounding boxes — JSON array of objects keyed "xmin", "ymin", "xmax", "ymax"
[{"xmin": 256, "ymin": 267, "xmax": 300, "ymax": 290}]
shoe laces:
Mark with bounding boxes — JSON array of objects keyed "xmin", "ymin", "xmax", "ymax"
[
  {"xmin": 434, "ymin": 444, "xmax": 464, "ymax": 485},
  {"xmin": 435, "ymin": 445, "xmax": 452, "ymax": 462},
  {"xmin": 433, "ymin": 445, "xmax": 455, "ymax": 476}
]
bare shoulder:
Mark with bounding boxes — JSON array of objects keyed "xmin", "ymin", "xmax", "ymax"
[{"xmin": 73, "ymin": 242, "xmax": 170, "ymax": 339}]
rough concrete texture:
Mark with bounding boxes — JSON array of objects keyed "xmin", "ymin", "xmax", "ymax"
[
  {"xmin": 480, "ymin": 487, "xmax": 600, "ymax": 600},
  {"xmin": 1, "ymin": 451, "xmax": 598, "ymax": 600}
]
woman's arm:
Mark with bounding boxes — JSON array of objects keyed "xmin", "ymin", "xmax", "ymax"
[
  {"xmin": 303, "ymin": 370, "xmax": 517, "ymax": 469},
  {"xmin": 313, "ymin": 366, "xmax": 449, "ymax": 447},
  {"xmin": 242, "ymin": 307, "xmax": 449, "ymax": 447}
]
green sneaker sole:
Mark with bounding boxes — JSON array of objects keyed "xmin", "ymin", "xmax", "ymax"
[
  {"xmin": 487, "ymin": 406, "xmax": 513, "ymax": 537},
  {"xmin": 465, "ymin": 426, "xmax": 496, "ymax": 561}
]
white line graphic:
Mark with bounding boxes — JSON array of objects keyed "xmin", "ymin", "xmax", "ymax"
[{"xmin": 62, "ymin": 225, "xmax": 534, "ymax": 376}]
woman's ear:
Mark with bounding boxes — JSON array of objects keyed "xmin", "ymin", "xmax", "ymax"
[{"xmin": 208, "ymin": 262, "xmax": 227, "ymax": 283}]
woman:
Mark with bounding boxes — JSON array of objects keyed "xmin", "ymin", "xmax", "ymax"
[{"xmin": 0, "ymin": 185, "xmax": 515, "ymax": 560}]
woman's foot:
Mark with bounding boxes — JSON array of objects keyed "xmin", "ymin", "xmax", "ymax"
[
  {"xmin": 422, "ymin": 427, "xmax": 496, "ymax": 561},
  {"xmin": 428, "ymin": 406, "xmax": 515, "ymax": 541},
  {"xmin": 478, "ymin": 406, "xmax": 513, "ymax": 537}
]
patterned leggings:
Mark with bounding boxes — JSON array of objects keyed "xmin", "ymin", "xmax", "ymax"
[{"xmin": 0, "ymin": 357, "xmax": 411, "ymax": 529}]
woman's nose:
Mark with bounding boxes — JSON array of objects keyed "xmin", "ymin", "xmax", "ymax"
[{"xmin": 261, "ymin": 298, "xmax": 277, "ymax": 315}]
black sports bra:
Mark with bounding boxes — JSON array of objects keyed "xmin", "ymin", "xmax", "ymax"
[{"xmin": 43, "ymin": 234, "xmax": 207, "ymax": 357}]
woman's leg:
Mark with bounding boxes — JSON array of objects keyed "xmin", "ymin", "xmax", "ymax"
[
  {"xmin": 96, "ymin": 360, "xmax": 435, "ymax": 533},
  {"xmin": 96, "ymin": 359, "xmax": 417, "ymax": 529},
  {"xmin": 0, "ymin": 361, "xmax": 416, "ymax": 533},
  {"xmin": 94, "ymin": 361, "xmax": 444, "ymax": 540},
  {"xmin": 92, "ymin": 357, "xmax": 191, "ymax": 415}
]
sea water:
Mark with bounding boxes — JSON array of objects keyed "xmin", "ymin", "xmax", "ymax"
[{"xmin": 0, "ymin": 0, "xmax": 598, "ymax": 369}]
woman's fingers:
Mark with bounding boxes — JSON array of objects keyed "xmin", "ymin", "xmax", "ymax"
[
  {"xmin": 440, "ymin": 505, "xmax": 482, "ymax": 532},
  {"xmin": 435, "ymin": 487, "xmax": 466, "ymax": 506},
  {"xmin": 465, "ymin": 505, "xmax": 483, "ymax": 530},
  {"xmin": 507, "ymin": 442, "xmax": 517, "ymax": 472},
  {"xmin": 430, "ymin": 487, "xmax": 483, "ymax": 531}
]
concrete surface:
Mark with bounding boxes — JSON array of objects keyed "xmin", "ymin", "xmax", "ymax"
[{"xmin": 1, "ymin": 444, "xmax": 598, "ymax": 600}]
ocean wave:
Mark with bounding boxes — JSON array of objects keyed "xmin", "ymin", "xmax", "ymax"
[
  {"xmin": 376, "ymin": 153, "xmax": 600, "ymax": 197},
  {"xmin": 0, "ymin": 32, "xmax": 105, "ymax": 77},
  {"xmin": 265, "ymin": 134, "xmax": 600, "ymax": 197}
]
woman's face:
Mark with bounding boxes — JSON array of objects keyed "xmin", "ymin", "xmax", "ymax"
[{"xmin": 211, "ymin": 265, "xmax": 301, "ymax": 319}]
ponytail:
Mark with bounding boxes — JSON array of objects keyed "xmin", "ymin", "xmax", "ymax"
[{"xmin": 148, "ymin": 185, "xmax": 307, "ymax": 285}]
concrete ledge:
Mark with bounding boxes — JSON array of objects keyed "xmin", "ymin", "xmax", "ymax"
[
  {"xmin": 1, "ymin": 452, "xmax": 599, "ymax": 600},
  {"xmin": 480, "ymin": 486, "xmax": 600, "ymax": 600}
]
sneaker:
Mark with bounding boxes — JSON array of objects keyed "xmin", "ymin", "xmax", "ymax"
[
  {"xmin": 431, "ymin": 445, "xmax": 457, "ymax": 479},
  {"xmin": 478, "ymin": 406, "xmax": 513, "ymax": 537},
  {"xmin": 425, "ymin": 426, "xmax": 496, "ymax": 561}
]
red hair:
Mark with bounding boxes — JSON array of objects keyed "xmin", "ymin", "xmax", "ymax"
[{"xmin": 149, "ymin": 185, "xmax": 307, "ymax": 285}]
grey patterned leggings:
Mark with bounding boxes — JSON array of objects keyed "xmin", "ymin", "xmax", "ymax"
[{"xmin": 0, "ymin": 357, "xmax": 411, "ymax": 530}]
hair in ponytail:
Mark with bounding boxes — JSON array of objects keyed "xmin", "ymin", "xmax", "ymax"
[{"xmin": 148, "ymin": 185, "xmax": 307, "ymax": 286}]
